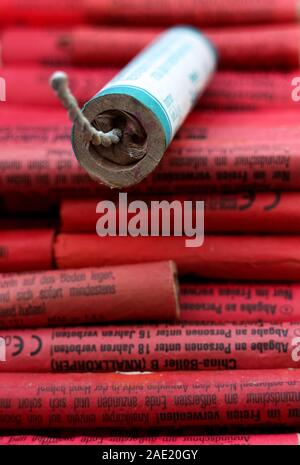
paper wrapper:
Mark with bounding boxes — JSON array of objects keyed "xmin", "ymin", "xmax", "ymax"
[
  {"xmin": 0, "ymin": 369, "xmax": 299, "ymax": 429},
  {"xmin": 0, "ymin": 0, "xmax": 297, "ymax": 27},
  {"xmin": 2, "ymin": 66, "xmax": 298, "ymax": 111},
  {"xmin": 203, "ymin": 71, "xmax": 300, "ymax": 110},
  {"xmin": 1, "ymin": 322, "xmax": 300, "ymax": 372},
  {"xmin": 0, "ymin": 261, "xmax": 179, "ymax": 328},
  {"xmin": 55, "ymin": 234, "xmax": 300, "ymax": 281},
  {"xmin": 60, "ymin": 192, "xmax": 300, "ymax": 234},
  {"xmin": 2, "ymin": 106, "xmax": 300, "ymax": 194},
  {"xmin": 141, "ymin": 138, "xmax": 300, "ymax": 194},
  {"xmin": 2, "ymin": 24, "xmax": 299, "ymax": 69},
  {"xmin": 0, "ymin": 229, "xmax": 54, "ymax": 272},
  {"xmin": 0, "ymin": 433, "xmax": 298, "ymax": 446},
  {"xmin": 71, "ymin": 27, "xmax": 216, "ymax": 188},
  {"xmin": 70, "ymin": 24, "xmax": 300, "ymax": 69}
]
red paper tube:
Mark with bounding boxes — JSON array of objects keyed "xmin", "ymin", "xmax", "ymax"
[
  {"xmin": 0, "ymin": 105, "xmax": 71, "ymax": 142},
  {"xmin": 0, "ymin": 1, "xmax": 297, "ymax": 27},
  {"xmin": 207, "ymin": 25, "xmax": 300, "ymax": 70},
  {"xmin": 55, "ymin": 234, "xmax": 300, "ymax": 281},
  {"xmin": 2, "ymin": 66, "xmax": 117, "ymax": 106},
  {"xmin": 0, "ymin": 105, "xmax": 93, "ymax": 195},
  {"xmin": 180, "ymin": 282, "xmax": 300, "ymax": 323},
  {"xmin": 2, "ymin": 66, "xmax": 298, "ymax": 111},
  {"xmin": 176, "ymin": 112, "xmax": 300, "ymax": 142},
  {"xmin": 0, "ymin": 105, "xmax": 95, "ymax": 196},
  {"xmin": 0, "ymin": 28, "xmax": 158, "ymax": 66},
  {"xmin": 0, "ymin": 370, "xmax": 300, "ymax": 430},
  {"xmin": 60, "ymin": 192, "xmax": 300, "ymax": 234},
  {"xmin": 0, "ymin": 261, "xmax": 179, "ymax": 328},
  {"xmin": 204, "ymin": 71, "xmax": 300, "ymax": 111},
  {"xmin": 65, "ymin": 24, "xmax": 300, "ymax": 70},
  {"xmin": 1, "ymin": 66, "xmax": 299, "ymax": 120},
  {"xmin": 0, "ymin": 229, "xmax": 54, "ymax": 273},
  {"xmin": 2, "ymin": 106, "xmax": 299, "ymax": 145},
  {"xmin": 0, "ymin": 145, "xmax": 98, "ymax": 196},
  {"xmin": 183, "ymin": 109, "xmax": 300, "ymax": 127},
  {"xmin": 141, "ymin": 137, "xmax": 300, "ymax": 194},
  {"xmin": 2, "ymin": 24, "xmax": 300, "ymax": 69},
  {"xmin": 1, "ymin": 322, "xmax": 300, "ymax": 372},
  {"xmin": 0, "ymin": 433, "xmax": 298, "ymax": 446},
  {"xmin": 2, "ymin": 106, "xmax": 299, "ymax": 143},
  {"xmin": 3, "ymin": 107, "xmax": 300, "ymax": 194}
]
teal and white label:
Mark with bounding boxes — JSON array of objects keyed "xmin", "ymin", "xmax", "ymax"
[{"xmin": 96, "ymin": 27, "xmax": 217, "ymax": 145}]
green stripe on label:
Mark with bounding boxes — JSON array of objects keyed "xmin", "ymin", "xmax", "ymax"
[{"xmin": 97, "ymin": 85, "xmax": 172, "ymax": 145}]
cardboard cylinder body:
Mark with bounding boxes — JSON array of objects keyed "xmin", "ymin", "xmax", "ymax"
[
  {"xmin": 0, "ymin": 370, "xmax": 300, "ymax": 429},
  {"xmin": 3, "ymin": 25, "xmax": 299, "ymax": 69},
  {"xmin": 72, "ymin": 27, "xmax": 216, "ymax": 188},
  {"xmin": 0, "ymin": 262, "xmax": 179, "ymax": 328},
  {"xmin": 2, "ymin": 66, "xmax": 297, "ymax": 111},
  {"xmin": 0, "ymin": 230, "xmax": 54, "ymax": 272},
  {"xmin": 1, "ymin": 322, "xmax": 300, "ymax": 372},
  {"xmin": 141, "ymin": 137, "xmax": 300, "ymax": 194},
  {"xmin": 72, "ymin": 24, "xmax": 300, "ymax": 69},
  {"xmin": 0, "ymin": 433, "xmax": 298, "ymax": 446},
  {"xmin": 207, "ymin": 25, "xmax": 300, "ymax": 70},
  {"xmin": 3, "ymin": 107, "xmax": 300, "ymax": 195},
  {"xmin": 204, "ymin": 71, "xmax": 300, "ymax": 110},
  {"xmin": 0, "ymin": 0, "xmax": 297, "ymax": 26},
  {"xmin": 55, "ymin": 234, "xmax": 300, "ymax": 281},
  {"xmin": 60, "ymin": 192, "xmax": 300, "ymax": 234},
  {"xmin": 177, "ymin": 112, "xmax": 300, "ymax": 142},
  {"xmin": 0, "ymin": 106, "xmax": 95, "ymax": 196}
]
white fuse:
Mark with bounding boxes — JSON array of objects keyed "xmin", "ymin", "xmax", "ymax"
[{"xmin": 72, "ymin": 26, "xmax": 217, "ymax": 188}]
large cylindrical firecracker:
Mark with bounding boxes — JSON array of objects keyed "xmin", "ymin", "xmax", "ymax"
[
  {"xmin": 0, "ymin": 433, "xmax": 298, "ymax": 446},
  {"xmin": 72, "ymin": 27, "xmax": 217, "ymax": 188},
  {"xmin": 176, "ymin": 112, "xmax": 300, "ymax": 142},
  {"xmin": 2, "ymin": 26, "xmax": 300, "ymax": 69},
  {"xmin": 0, "ymin": 28, "xmax": 159, "ymax": 66},
  {"xmin": 55, "ymin": 234, "xmax": 300, "ymax": 281},
  {"xmin": 0, "ymin": 370, "xmax": 300, "ymax": 430},
  {"xmin": 0, "ymin": 0, "xmax": 297, "ymax": 27},
  {"xmin": 0, "ymin": 230, "xmax": 54, "ymax": 272},
  {"xmin": 141, "ymin": 137, "xmax": 300, "ymax": 194},
  {"xmin": 203, "ymin": 71, "xmax": 300, "ymax": 110},
  {"xmin": 2, "ymin": 66, "xmax": 298, "ymax": 111},
  {"xmin": 0, "ymin": 262, "xmax": 179, "ymax": 328},
  {"xmin": 60, "ymin": 192, "xmax": 300, "ymax": 234},
  {"xmin": 207, "ymin": 25, "xmax": 300, "ymax": 70},
  {"xmin": 69, "ymin": 24, "xmax": 300, "ymax": 69},
  {"xmin": 3, "ymin": 105, "xmax": 298, "ymax": 147},
  {"xmin": 1, "ymin": 322, "xmax": 300, "ymax": 372},
  {"xmin": 0, "ymin": 105, "xmax": 96, "ymax": 197},
  {"xmin": 3, "ymin": 106, "xmax": 300, "ymax": 195}
]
